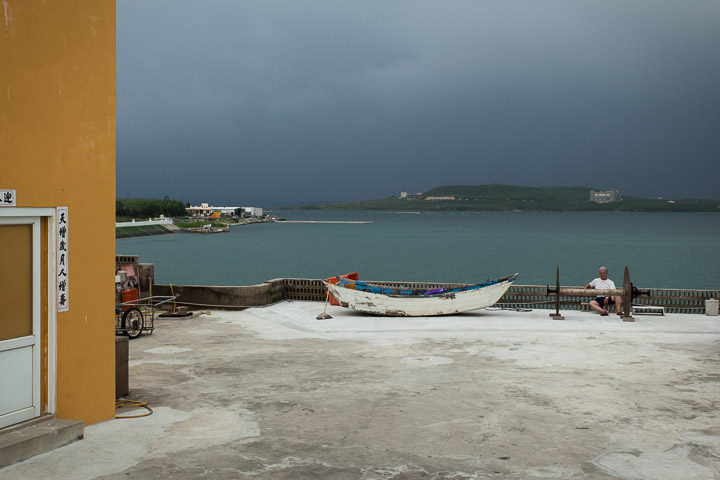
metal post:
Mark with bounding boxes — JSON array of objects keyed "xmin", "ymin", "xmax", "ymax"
[
  {"xmin": 549, "ymin": 265, "xmax": 565, "ymax": 320},
  {"xmin": 621, "ymin": 266, "xmax": 634, "ymax": 322}
]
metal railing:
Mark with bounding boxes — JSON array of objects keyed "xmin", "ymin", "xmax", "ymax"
[{"xmin": 279, "ymin": 278, "xmax": 719, "ymax": 314}]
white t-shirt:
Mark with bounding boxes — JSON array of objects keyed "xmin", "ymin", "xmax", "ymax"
[{"xmin": 589, "ymin": 278, "xmax": 615, "ymax": 290}]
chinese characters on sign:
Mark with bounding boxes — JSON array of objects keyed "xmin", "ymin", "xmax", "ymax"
[
  {"xmin": 0, "ymin": 189, "xmax": 17, "ymax": 206},
  {"xmin": 57, "ymin": 207, "xmax": 69, "ymax": 312}
]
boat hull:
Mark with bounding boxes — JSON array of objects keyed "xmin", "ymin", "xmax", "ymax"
[{"xmin": 326, "ymin": 274, "xmax": 518, "ymax": 316}]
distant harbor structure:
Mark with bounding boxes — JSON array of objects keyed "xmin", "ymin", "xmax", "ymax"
[
  {"xmin": 187, "ymin": 203, "xmax": 264, "ymax": 218},
  {"xmin": 425, "ymin": 196, "xmax": 455, "ymax": 201},
  {"xmin": 589, "ymin": 189, "xmax": 622, "ymax": 203},
  {"xmin": 399, "ymin": 191, "xmax": 423, "ymax": 200}
]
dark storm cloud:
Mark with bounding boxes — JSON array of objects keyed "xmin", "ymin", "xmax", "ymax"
[{"xmin": 117, "ymin": 1, "xmax": 720, "ymax": 204}]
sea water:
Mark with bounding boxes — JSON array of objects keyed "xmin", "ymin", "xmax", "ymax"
[{"xmin": 116, "ymin": 211, "xmax": 720, "ymax": 290}]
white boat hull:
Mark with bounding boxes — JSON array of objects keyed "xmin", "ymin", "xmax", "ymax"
[{"xmin": 326, "ymin": 276, "xmax": 517, "ymax": 316}]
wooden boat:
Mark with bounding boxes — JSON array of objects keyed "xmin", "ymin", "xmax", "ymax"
[{"xmin": 325, "ymin": 273, "xmax": 519, "ymax": 316}]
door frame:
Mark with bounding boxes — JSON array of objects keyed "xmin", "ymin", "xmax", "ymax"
[{"xmin": 0, "ymin": 207, "xmax": 57, "ymax": 424}]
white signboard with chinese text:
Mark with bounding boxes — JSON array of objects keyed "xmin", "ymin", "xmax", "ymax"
[
  {"xmin": 1, "ymin": 189, "xmax": 16, "ymax": 206},
  {"xmin": 57, "ymin": 207, "xmax": 69, "ymax": 312}
]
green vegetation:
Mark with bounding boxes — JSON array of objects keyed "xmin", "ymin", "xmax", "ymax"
[
  {"xmin": 115, "ymin": 224, "xmax": 173, "ymax": 238},
  {"xmin": 292, "ymin": 185, "xmax": 720, "ymax": 212},
  {"xmin": 116, "ymin": 197, "xmax": 187, "ymax": 219}
]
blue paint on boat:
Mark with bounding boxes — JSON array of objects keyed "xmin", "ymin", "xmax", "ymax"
[{"xmin": 335, "ymin": 273, "xmax": 519, "ymax": 298}]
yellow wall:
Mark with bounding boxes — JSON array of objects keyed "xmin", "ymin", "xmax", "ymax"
[{"xmin": 1, "ymin": 1, "xmax": 116, "ymax": 424}]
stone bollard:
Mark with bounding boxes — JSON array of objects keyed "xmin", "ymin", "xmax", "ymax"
[{"xmin": 706, "ymin": 299, "xmax": 719, "ymax": 316}]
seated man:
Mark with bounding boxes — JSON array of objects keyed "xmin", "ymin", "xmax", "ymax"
[{"xmin": 584, "ymin": 266, "xmax": 622, "ymax": 316}]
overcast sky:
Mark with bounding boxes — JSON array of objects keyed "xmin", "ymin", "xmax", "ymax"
[{"xmin": 117, "ymin": 1, "xmax": 720, "ymax": 205}]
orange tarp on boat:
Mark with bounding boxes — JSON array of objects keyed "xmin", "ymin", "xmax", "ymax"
[{"xmin": 328, "ymin": 272, "xmax": 359, "ymax": 305}]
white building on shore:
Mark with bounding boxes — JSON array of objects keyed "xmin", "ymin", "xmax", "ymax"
[
  {"xmin": 242, "ymin": 206, "xmax": 263, "ymax": 217},
  {"xmin": 186, "ymin": 203, "xmax": 263, "ymax": 217},
  {"xmin": 400, "ymin": 191, "xmax": 423, "ymax": 200},
  {"xmin": 589, "ymin": 189, "xmax": 622, "ymax": 203}
]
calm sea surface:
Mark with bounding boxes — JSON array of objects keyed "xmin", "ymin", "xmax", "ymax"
[{"xmin": 116, "ymin": 211, "xmax": 719, "ymax": 290}]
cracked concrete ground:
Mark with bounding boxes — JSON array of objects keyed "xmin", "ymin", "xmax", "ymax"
[{"xmin": 3, "ymin": 302, "xmax": 720, "ymax": 479}]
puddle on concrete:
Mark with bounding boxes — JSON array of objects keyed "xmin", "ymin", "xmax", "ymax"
[
  {"xmin": 186, "ymin": 329, "xmax": 222, "ymax": 335},
  {"xmin": 145, "ymin": 346, "xmax": 193, "ymax": 354},
  {"xmin": 593, "ymin": 444, "xmax": 714, "ymax": 480}
]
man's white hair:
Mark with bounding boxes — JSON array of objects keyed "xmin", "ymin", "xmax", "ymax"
[{"xmin": 599, "ymin": 266, "xmax": 608, "ymax": 272}]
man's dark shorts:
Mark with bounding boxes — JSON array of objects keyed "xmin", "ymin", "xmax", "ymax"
[{"xmin": 595, "ymin": 296, "xmax": 615, "ymax": 305}]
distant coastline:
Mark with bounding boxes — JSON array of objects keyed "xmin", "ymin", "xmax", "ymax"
[
  {"xmin": 284, "ymin": 184, "xmax": 720, "ymax": 213},
  {"xmin": 279, "ymin": 220, "xmax": 374, "ymax": 224}
]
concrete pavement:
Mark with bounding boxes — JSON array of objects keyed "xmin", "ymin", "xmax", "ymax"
[{"xmin": 2, "ymin": 302, "xmax": 719, "ymax": 479}]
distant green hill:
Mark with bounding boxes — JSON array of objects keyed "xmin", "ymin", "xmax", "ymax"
[{"xmin": 292, "ymin": 185, "xmax": 720, "ymax": 212}]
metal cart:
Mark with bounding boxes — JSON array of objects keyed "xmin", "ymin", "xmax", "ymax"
[{"xmin": 115, "ymin": 295, "xmax": 177, "ymax": 339}]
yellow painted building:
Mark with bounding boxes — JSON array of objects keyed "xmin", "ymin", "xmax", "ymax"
[{"xmin": 1, "ymin": 1, "xmax": 116, "ymax": 426}]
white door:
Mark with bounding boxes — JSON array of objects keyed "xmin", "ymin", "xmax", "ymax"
[{"xmin": 0, "ymin": 216, "xmax": 41, "ymax": 428}]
